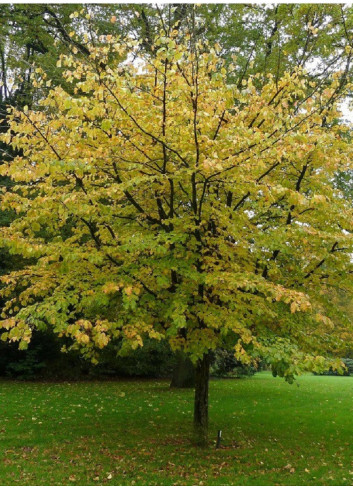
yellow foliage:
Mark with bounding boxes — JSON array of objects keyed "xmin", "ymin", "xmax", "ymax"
[{"xmin": 0, "ymin": 27, "xmax": 352, "ymax": 370}]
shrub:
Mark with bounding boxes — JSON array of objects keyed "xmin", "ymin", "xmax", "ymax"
[
  {"xmin": 342, "ymin": 358, "xmax": 353, "ymax": 375},
  {"xmin": 211, "ymin": 349, "xmax": 258, "ymax": 378},
  {"xmin": 314, "ymin": 358, "xmax": 353, "ymax": 376},
  {"xmin": 91, "ymin": 339, "xmax": 175, "ymax": 378},
  {"xmin": 6, "ymin": 347, "xmax": 46, "ymax": 380},
  {"xmin": 0, "ymin": 333, "xmax": 175, "ymax": 380}
]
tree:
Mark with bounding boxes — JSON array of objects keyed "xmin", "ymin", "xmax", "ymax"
[
  {"xmin": 1, "ymin": 20, "xmax": 353, "ymax": 444},
  {"xmin": 196, "ymin": 4, "xmax": 353, "ymax": 77},
  {"xmin": 2, "ymin": 4, "xmax": 353, "ymax": 388}
]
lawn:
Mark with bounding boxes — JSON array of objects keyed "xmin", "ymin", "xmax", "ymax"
[{"xmin": 1, "ymin": 372, "xmax": 353, "ymax": 485}]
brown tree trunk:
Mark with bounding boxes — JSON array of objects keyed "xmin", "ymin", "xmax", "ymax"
[
  {"xmin": 170, "ymin": 351, "xmax": 195, "ymax": 388},
  {"xmin": 193, "ymin": 353, "xmax": 210, "ymax": 446}
]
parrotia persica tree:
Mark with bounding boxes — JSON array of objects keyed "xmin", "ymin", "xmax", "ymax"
[{"xmin": 1, "ymin": 22, "xmax": 353, "ymax": 442}]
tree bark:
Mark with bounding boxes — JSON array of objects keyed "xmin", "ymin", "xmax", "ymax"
[
  {"xmin": 193, "ymin": 353, "xmax": 210, "ymax": 446},
  {"xmin": 170, "ymin": 351, "xmax": 195, "ymax": 388}
]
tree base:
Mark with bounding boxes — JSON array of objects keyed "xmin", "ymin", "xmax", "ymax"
[{"xmin": 193, "ymin": 422, "xmax": 209, "ymax": 447}]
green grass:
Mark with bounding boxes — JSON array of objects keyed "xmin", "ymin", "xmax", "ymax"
[{"xmin": 1, "ymin": 372, "xmax": 353, "ymax": 485}]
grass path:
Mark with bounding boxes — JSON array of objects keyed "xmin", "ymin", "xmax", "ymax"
[{"xmin": 1, "ymin": 372, "xmax": 353, "ymax": 485}]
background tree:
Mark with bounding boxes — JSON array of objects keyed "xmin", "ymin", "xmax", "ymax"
[{"xmin": 1, "ymin": 19, "xmax": 353, "ymax": 442}]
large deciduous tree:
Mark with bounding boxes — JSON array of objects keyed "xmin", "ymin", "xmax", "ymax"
[
  {"xmin": 1, "ymin": 22, "xmax": 353, "ymax": 443},
  {"xmin": 2, "ymin": 4, "xmax": 353, "ymax": 387}
]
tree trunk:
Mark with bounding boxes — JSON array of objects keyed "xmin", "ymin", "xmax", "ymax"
[
  {"xmin": 193, "ymin": 353, "xmax": 210, "ymax": 446},
  {"xmin": 170, "ymin": 351, "xmax": 195, "ymax": 388}
]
